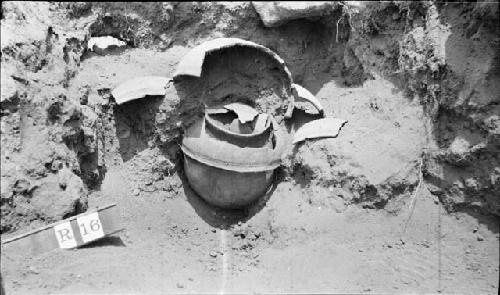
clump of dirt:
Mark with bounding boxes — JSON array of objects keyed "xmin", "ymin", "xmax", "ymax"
[
  {"xmin": 123, "ymin": 147, "xmax": 180, "ymax": 197},
  {"xmin": 0, "ymin": 2, "xmax": 97, "ymax": 233},
  {"xmin": 73, "ymin": 2, "xmax": 174, "ymax": 47},
  {"xmin": 344, "ymin": 2, "xmax": 500, "ymax": 215},
  {"xmin": 286, "ymin": 77, "xmax": 426, "ymax": 211}
]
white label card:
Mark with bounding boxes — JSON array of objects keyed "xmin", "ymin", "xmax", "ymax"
[
  {"xmin": 76, "ymin": 212, "xmax": 105, "ymax": 243},
  {"xmin": 54, "ymin": 222, "xmax": 77, "ymax": 249}
]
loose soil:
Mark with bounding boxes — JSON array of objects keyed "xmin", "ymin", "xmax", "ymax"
[{"xmin": 2, "ymin": 167, "xmax": 498, "ymax": 294}]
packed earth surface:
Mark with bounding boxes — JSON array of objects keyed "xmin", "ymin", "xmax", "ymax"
[{"xmin": 1, "ymin": 2, "xmax": 499, "ymax": 294}]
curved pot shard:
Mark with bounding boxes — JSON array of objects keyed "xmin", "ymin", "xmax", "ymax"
[
  {"xmin": 224, "ymin": 102, "xmax": 259, "ymax": 124},
  {"xmin": 293, "ymin": 118, "xmax": 348, "ymax": 144},
  {"xmin": 173, "ymin": 37, "xmax": 293, "ymax": 85},
  {"xmin": 292, "ymin": 83, "xmax": 325, "ymax": 116},
  {"xmin": 111, "ymin": 76, "xmax": 171, "ymax": 105}
]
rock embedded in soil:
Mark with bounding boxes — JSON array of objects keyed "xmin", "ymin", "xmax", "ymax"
[
  {"xmin": 1, "ymin": 167, "xmax": 88, "ymax": 233},
  {"xmin": 0, "ymin": 74, "xmax": 18, "ymax": 103},
  {"xmin": 252, "ymin": 2, "xmax": 340, "ymax": 27},
  {"xmin": 29, "ymin": 168, "xmax": 88, "ymax": 221},
  {"xmin": 87, "ymin": 36, "xmax": 127, "ymax": 55}
]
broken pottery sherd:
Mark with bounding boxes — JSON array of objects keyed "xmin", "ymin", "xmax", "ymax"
[
  {"xmin": 292, "ymin": 83, "xmax": 325, "ymax": 116},
  {"xmin": 111, "ymin": 76, "xmax": 171, "ymax": 105},
  {"xmin": 172, "ymin": 37, "xmax": 292, "ymax": 85},
  {"xmin": 224, "ymin": 102, "xmax": 259, "ymax": 124},
  {"xmin": 293, "ymin": 118, "xmax": 347, "ymax": 144}
]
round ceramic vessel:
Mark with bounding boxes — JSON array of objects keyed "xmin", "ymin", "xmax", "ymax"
[
  {"xmin": 181, "ymin": 111, "xmax": 285, "ymax": 208},
  {"xmin": 183, "ymin": 155, "xmax": 275, "ymax": 208}
]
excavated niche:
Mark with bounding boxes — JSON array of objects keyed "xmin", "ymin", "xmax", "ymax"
[
  {"xmin": 173, "ymin": 39, "xmax": 295, "ymax": 208},
  {"xmin": 112, "ymin": 38, "xmax": 340, "ymax": 209}
]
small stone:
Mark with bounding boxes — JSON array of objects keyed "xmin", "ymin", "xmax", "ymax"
[
  {"xmin": 477, "ymin": 235, "xmax": 484, "ymax": 241},
  {"xmin": 188, "ymin": 277, "xmax": 194, "ymax": 282},
  {"xmin": 28, "ymin": 266, "xmax": 40, "ymax": 274},
  {"xmin": 176, "ymin": 283, "xmax": 184, "ymax": 289},
  {"xmin": 132, "ymin": 189, "xmax": 140, "ymax": 196},
  {"xmin": 29, "ymin": 170, "xmax": 87, "ymax": 221},
  {"xmin": 211, "ymin": 228, "xmax": 216, "ymax": 233},
  {"xmin": 80, "ymin": 95, "xmax": 88, "ymax": 105},
  {"xmin": 1, "ymin": 74, "xmax": 17, "ymax": 103},
  {"xmin": 209, "ymin": 251, "xmax": 218, "ymax": 258},
  {"xmin": 13, "ymin": 179, "xmax": 30, "ymax": 194}
]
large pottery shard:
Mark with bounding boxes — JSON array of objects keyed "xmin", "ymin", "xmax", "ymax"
[
  {"xmin": 112, "ymin": 76, "xmax": 171, "ymax": 105},
  {"xmin": 173, "ymin": 37, "xmax": 292, "ymax": 84},
  {"xmin": 292, "ymin": 83, "xmax": 325, "ymax": 116},
  {"xmin": 293, "ymin": 118, "xmax": 347, "ymax": 144}
]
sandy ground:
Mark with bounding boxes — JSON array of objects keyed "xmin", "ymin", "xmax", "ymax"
[{"xmin": 1, "ymin": 167, "xmax": 498, "ymax": 294}]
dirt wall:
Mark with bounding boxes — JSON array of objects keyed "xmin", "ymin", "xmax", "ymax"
[
  {"xmin": 344, "ymin": 2, "xmax": 500, "ymax": 215},
  {"xmin": 1, "ymin": 1, "xmax": 498, "ymax": 234}
]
